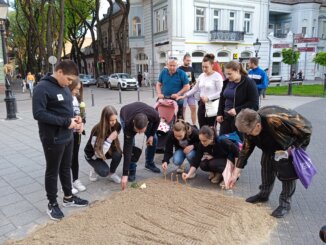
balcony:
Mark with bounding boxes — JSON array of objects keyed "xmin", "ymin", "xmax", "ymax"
[
  {"xmin": 274, "ymin": 33, "xmax": 288, "ymax": 38},
  {"xmin": 210, "ymin": 30, "xmax": 244, "ymax": 42}
]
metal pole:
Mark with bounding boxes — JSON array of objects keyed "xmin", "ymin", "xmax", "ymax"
[
  {"xmin": 91, "ymin": 89, "xmax": 95, "ymax": 106},
  {"xmin": 323, "ymin": 73, "xmax": 326, "ymax": 97},
  {"xmin": 287, "ymin": 34, "xmax": 295, "ymax": 95},
  {"xmin": 119, "ymin": 87, "xmax": 122, "ymax": 104},
  {"xmin": 137, "ymin": 87, "xmax": 140, "ymax": 101}
]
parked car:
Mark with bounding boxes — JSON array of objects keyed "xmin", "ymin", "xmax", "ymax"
[
  {"xmin": 79, "ymin": 74, "xmax": 96, "ymax": 87},
  {"xmin": 108, "ymin": 73, "xmax": 138, "ymax": 90},
  {"xmin": 97, "ymin": 75, "xmax": 110, "ymax": 88}
]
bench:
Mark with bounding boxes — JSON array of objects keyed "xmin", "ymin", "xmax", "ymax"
[{"xmin": 269, "ymin": 76, "xmax": 282, "ymax": 87}]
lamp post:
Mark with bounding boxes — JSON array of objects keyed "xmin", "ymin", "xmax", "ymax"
[
  {"xmin": 0, "ymin": 0, "xmax": 16, "ymax": 120},
  {"xmin": 253, "ymin": 38, "xmax": 261, "ymax": 58}
]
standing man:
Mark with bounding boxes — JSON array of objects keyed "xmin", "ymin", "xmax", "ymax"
[
  {"xmin": 120, "ymin": 102, "xmax": 161, "ymax": 189},
  {"xmin": 248, "ymin": 57, "xmax": 268, "ymax": 99},
  {"xmin": 33, "ymin": 60, "xmax": 88, "ymax": 221},
  {"xmin": 156, "ymin": 57, "xmax": 190, "ymax": 119},
  {"xmin": 228, "ymin": 106, "xmax": 312, "ymax": 218},
  {"xmin": 179, "ymin": 53, "xmax": 197, "ymax": 125},
  {"xmin": 137, "ymin": 72, "xmax": 143, "ymax": 87}
]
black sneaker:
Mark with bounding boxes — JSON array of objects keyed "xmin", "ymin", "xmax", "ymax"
[
  {"xmin": 47, "ymin": 202, "xmax": 64, "ymax": 221},
  {"xmin": 145, "ymin": 163, "xmax": 161, "ymax": 173},
  {"xmin": 63, "ymin": 195, "xmax": 89, "ymax": 207}
]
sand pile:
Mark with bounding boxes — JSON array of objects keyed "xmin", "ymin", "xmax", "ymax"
[{"xmin": 7, "ymin": 179, "xmax": 276, "ymax": 245}]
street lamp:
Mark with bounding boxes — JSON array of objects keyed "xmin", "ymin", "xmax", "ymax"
[
  {"xmin": 253, "ymin": 38, "xmax": 261, "ymax": 58},
  {"xmin": 0, "ymin": 0, "xmax": 16, "ymax": 120}
]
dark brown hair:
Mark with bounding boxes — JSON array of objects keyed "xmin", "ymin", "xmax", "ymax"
[
  {"xmin": 203, "ymin": 53, "xmax": 215, "ymax": 64},
  {"xmin": 199, "ymin": 125, "xmax": 216, "ymax": 141},
  {"xmin": 91, "ymin": 106, "xmax": 122, "ymax": 159},
  {"xmin": 249, "ymin": 57, "xmax": 259, "ymax": 66},
  {"xmin": 55, "ymin": 60, "xmax": 79, "ymax": 76},
  {"xmin": 225, "ymin": 61, "xmax": 248, "ymax": 76},
  {"xmin": 68, "ymin": 77, "xmax": 83, "ymax": 102}
]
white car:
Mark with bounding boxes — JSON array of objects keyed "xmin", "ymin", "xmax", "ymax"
[{"xmin": 108, "ymin": 73, "xmax": 138, "ymax": 90}]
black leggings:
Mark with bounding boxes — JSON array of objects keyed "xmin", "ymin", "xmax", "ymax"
[
  {"xmin": 198, "ymin": 101, "xmax": 216, "ymax": 128},
  {"xmin": 86, "ymin": 151, "xmax": 122, "ymax": 177},
  {"xmin": 200, "ymin": 158, "xmax": 227, "ymax": 173},
  {"xmin": 71, "ymin": 133, "xmax": 81, "ymax": 181}
]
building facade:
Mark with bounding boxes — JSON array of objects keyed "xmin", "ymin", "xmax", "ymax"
[
  {"xmin": 269, "ymin": 0, "xmax": 326, "ymax": 80},
  {"xmin": 129, "ymin": 0, "xmax": 269, "ymax": 82},
  {"xmin": 129, "ymin": 0, "xmax": 326, "ymax": 82}
]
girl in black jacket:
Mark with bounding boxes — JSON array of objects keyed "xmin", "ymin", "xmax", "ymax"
[
  {"xmin": 216, "ymin": 61, "xmax": 259, "ymax": 135},
  {"xmin": 161, "ymin": 120, "xmax": 199, "ymax": 175},
  {"xmin": 182, "ymin": 126, "xmax": 239, "ymax": 185},
  {"xmin": 84, "ymin": 106, "xmax": 122, "ymax": 184}
]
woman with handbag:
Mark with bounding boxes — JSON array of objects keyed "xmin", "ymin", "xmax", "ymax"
[
  {"xmin": 161, "ymin": 119, "xmax": 199, "ymax": 175},
  {"xmin": 216, "ymin": 61, "xmax": 259, "ymax": 136},
  {"xmin": 182, "ymin": 126, "xmax": 239, "ymax": 185},
  {"xmin": 179, "ymin": 54, "xmax": 223, "ymax": 128},
  {"xmin": 84, "ymin": 106, "xmax": 122, "ymax": 184}
]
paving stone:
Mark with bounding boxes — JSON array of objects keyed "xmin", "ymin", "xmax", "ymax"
[{"xmin": 0, "ymin": 193, "xmax": 24, "ymax": 207}]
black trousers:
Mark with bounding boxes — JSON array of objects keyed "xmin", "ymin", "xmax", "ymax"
[
  {"xmin": 258, "ymin": 152, "xmax": 296, "ymax": 209},
  {"xmin": 42, "ymin": 140, "xmax": 73, "ymax": 204},
  {"xmin": 86, "ymin": 151, "xmax": 122, "ymax": 177},
  {"xmin": 71, "ymin": 133, "xmax": 81, "ymax": 181},
  {"xmin": 199, "ymin": 158, "xmax": 227, "ymax": 174},
  {"xmin": 198, "ymin": 101, "xmax": 216, "ymax": 128}
]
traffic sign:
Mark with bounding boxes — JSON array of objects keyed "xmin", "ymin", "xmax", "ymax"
[
  {"xmin": 295, "ymin": 37, "xmax": 320, "ymax": 43},
  {"xmin": 48, "ymin": 56, "xmax": 57, "ymax": 65},
  {"xmin": 297, "ymin": 47, "xmax": 315, "ymax": 52}
]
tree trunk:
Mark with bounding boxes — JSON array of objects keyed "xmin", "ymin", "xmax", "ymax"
[{"xmin": 57, "ymin": 0, "xmax": 65, "ymax": 62}]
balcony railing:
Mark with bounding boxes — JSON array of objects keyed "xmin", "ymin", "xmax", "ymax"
[
  {"xmin": 210, "ymin": 30, "xmax": 244, "ymax": 42},
  {"xmin": 274, "ymin": 33, "xmax": 288, "ymax": 38}
]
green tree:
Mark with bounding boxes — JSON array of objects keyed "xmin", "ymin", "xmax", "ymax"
[
  {"xmin": 313, "ymin": 52, "xmax": 326, "ymax": 67},
  {"xmin": 281, "ymin": 48, "xmax": 300, "ymax": 65}
]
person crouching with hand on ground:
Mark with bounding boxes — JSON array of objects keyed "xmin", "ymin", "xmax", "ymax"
[
  {"xmin": 84, "ymin": 105, "xmax": 122, "ymax": 184},
  {"xmin": 182, "ymin": 126, "xmax": 239, "ymax": 185},
  {"xmin": 227, "ymin": 106, "xmax": 312, "ymax": 218},
  {"xmin": 33, "ymin": 60, "xmax": 88, "ymax": 221},
  {"xmin": 161, "ymin": 119, "xmax": 199, "ymax": 175}
]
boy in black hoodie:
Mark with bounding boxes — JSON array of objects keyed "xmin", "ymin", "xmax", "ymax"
[{"xmin": 33, "ymin": 60, "xmax": 88, "ymax": 221}]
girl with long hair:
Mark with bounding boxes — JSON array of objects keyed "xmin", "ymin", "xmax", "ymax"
[
  {"xmin": 68, "ymin": 78, "xmax": 86, "ymax": 194},
  {"xmin": 161, "ymin": 119, "xmax": 199, "ymax": 175},
  {"xmin": 84, "ymin": 105, "xmax": 122, "ymax": 184}
]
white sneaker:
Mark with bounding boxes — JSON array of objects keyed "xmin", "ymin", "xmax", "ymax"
[
  {"xmin": 109, "ymin": 173, "xmax": 121, "ymax": 184},
  {"xmin": 73, "ymin": 179, "xmax": 86, "ymax": 192},
  {"xmin": 72, "ymin": 187, "xmax": 79, "ymax": 195},
  {"xmin": 89, "ymin": 169, "xmax": 98, "ymax": 182}
]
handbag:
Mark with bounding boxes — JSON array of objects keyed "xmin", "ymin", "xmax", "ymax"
[
  {"xmin": 291, "ymin": 148, "xmax": 317, "ymax": 189},
  {"xmin": 273, "ymin": 156, "xmax": 298, "ymax": 181},
  {"xmin": 222, "ymin": 159, "xmax": 235, "ymax": 189},
  {"xmin": 205, "ymin": 99, "xmax": 219, "ymax": 117},
  {"xmin": 131, "ymin": 146, "xmax": 142, "ymax": 162}
]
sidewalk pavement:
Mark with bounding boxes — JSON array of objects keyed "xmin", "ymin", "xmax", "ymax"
[{"xmin": 0, "ymin": 87, "xmax": 325, "ymax": 244}]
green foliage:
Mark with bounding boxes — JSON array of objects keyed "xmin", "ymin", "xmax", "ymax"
[
  {"xmin": 267, "ymin": 84, "xmax": 325, "ymax": 97},
  {"xmin": 313, "ymin": 52, "xmax": 326, "ymax": 67},
  {"xmin": 281, "ymin": 48, "xmax": 300, "ymax": 65}
]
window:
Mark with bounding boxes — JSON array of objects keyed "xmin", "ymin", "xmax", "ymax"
[
  {"xmin": 241, "ymin": 51, "xmax": 251, "ymax": 58},
  {"xmin": 155, "ymin": 10, "xmax": 161, "ymax": 33},
  {"xmin": 218, "ymin": 51, "xmax": 229, "ymax": 58},
  {"xmin": 213, "ymin": 9, "xmax": 220, "ymax": 30},
  {"xmin": 132, "ymin": 17, "xmax": 142, "ymax": 36},
  {"xmin": 162, "ymin": 8, "xmax": 167, "ymax": 31},
  {"xmin": 273, "ymin": 52, "xmax": 281, "ymax": 58},
  {"xmin": 192, "ymin": 51, "xmax": 204, "ymax": 57},
  {"xmin": 229, "ymin": 12, "xmax": 235, "ymax": 32},
  {"xmin": 244, "ymin": 13, "xmax": 251, "ymax": 34},
  {"xmin": 302, "ymin": 27, "xmax": 306, "ymax": 36},
  {"xmin": 272, "ymin": 62, "xmax": 281, "ymax": 76},
  {"xmin": 195, "ymin": 7, "xmax": 205, "ymax": 31},
  {"xmin": 160, "ymin": 52, "xmax": 166, "ymax": 59}
]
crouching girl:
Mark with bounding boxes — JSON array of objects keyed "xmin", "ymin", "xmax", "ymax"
[
  {"xmin": 161, "ymin": 120, "xmax": 199, "ymax": 176},
  {"xmin": 84, "ymin": 106, "xmax": 122, "ymax": 183},
  {"xmin": 182, "ymin": 126, "xmax": 239, "ymax": 184}
]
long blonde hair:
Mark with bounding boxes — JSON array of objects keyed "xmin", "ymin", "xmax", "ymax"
[{"xmin": 225, "ymin": 61, "xmax": 248, "ymax": 76}]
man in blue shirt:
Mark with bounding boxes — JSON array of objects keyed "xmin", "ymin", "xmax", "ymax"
[
  {"xmin": 248, "ymin": 57, "xmax": 269, "ymax": 98},
  {"xmin": 156, "ymin": 57, "xmax": 190, "ymax": 118}
]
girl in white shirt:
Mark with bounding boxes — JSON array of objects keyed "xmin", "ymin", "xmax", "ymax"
[{"xmin": 180, "ymin": 54, "xmax": 223, "ymax": 128}]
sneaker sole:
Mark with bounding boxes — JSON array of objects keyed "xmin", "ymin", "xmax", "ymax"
[
  {"xmin": 144, "ymin": 167, "xmax": 161, "ymax": 173},
  {"xmin": 73, "ymin": 187, "xmax": 86, "ymax": 192},
  {"xmin": 46, "ymin": 209, "xmax": 63, "ymax": 221},
  {"xmin": 62, "ymin": 202, "xmax": 88, "ymax": 208}
]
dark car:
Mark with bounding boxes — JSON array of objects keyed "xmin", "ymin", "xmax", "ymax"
[{"xmin": 97, "ymin": 75, "xmax": 110, "ymax": 88}]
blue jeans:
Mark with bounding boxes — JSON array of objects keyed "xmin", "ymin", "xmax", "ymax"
[
  {"xmin": 120, "ymin": 117, "xmax": 157, "ymax": 172},
  {"xmin": 172, "ymin": 149, "xmax": 196, "ymax": 166}
]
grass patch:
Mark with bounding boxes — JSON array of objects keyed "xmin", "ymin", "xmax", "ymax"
[{"xmin": 266, "ymin": 84, "xmax": 325, "ymax": 97}]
